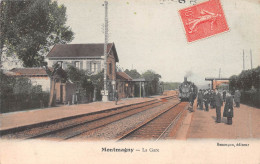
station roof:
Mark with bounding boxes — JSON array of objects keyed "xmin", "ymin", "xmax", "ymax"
[
  {"xmin": 46, "ymin": 43, "xmax": 119, "ymax": 62},
  {"xmin": 205, "ymin": 78, "xmax": 230, "ymax": 81},
  {"xmin": 9, "ymin": 67, "xmax": 52, "ymax": 77},
  {"xmin": 116, "ymin": 72, "xmax": 132, "ymax": 81}
]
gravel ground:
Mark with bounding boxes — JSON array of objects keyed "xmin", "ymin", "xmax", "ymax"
[
  {"xmin": 70, "ymin": 99, "xmax": 179, "ymax": 140},
  {"xmin": 39, "ymin": 101, "xmax": 162, "ymax": 140},
  {"xmin": 1, "ymin": 100, "xmax": 156, "ymax": 139}
]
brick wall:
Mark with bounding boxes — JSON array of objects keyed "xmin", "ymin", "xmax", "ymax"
[{"xmin": 107, "ymin": 51, "xmax": 116, "ymax": 81}]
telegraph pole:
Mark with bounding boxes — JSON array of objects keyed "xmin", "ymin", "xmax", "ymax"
[
  {"xmin": 243, "ymin": 49, "xmax": 245, "ymax": 70},
  {"xmin": 102, "ymin": 1, "xmax": 109, "ymax": 102},
  {"xmin": 219, "ymin": 68, "xmax": 221, "ymax": 78},
  {"xmin": 250, "ymin": 49, "xmax": 253, "ymax": 69}
]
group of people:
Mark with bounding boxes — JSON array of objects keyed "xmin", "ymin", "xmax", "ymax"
[
  {"xmin": 197, "ymin": 89, "xmax": 217, "ymax": 111},
  {"xmin": 189, "ymin": 88, "xmax": 241, "ymax": 125}
]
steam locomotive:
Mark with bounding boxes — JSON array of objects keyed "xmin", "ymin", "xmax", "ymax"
[{"xmin": 178, "ymin": 77, "xmax": 197, "ymax": 102}]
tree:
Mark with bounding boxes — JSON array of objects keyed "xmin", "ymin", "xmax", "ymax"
[
  {"xmin": 65, "ymin": 65, "xmax": 86, "ymax": 83},
  {"xmin": 252, "ymin": 66, "xmax": 260, "ymax": 90},
  {"xmin": 229, "ymin": 66, "xmax": 260, "ymax": 91},
  {"xmin": 0, "ymin": 0, "xmax": 74, "ymax": 67},
  {"xmin": 229, "ymin": 75, "xmax": 238, "ymax": 92},
  {"xmin": 163, "ymin": 82, "xmax": 181, "ymax": 90},
  {"xmin": 66, "ymin": 66, "xmax": 104, "ymax": 102},
  {"xmin": 142, "ymin": 70, "xmax": 161, "ymax": 95}
]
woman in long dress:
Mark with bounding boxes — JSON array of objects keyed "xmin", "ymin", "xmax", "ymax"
[{"xmin": 223, "ymin": 92, "xmax": 234, "ymax": 125}]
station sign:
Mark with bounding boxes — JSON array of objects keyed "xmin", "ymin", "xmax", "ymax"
[{"xmin": 101, "ymin": 90, "xmax": 109, "ymax": 96}]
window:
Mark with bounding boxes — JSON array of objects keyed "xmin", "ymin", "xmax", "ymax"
[
  {"xmin": 109, "ymin": 63, "xmax": 112, "ymax": 75},
  {"xmin": 75, "ymin": 61, "xmax": 80, "ymax": 69},
  {"xmin": 91, "ymin": 62, "xmax": 97, "ymax": 73},
  {"xmin": 57, "ymin": 61, "xmax": 63, "ymax": 68}
]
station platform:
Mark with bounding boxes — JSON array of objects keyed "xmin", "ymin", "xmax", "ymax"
[
  {"xmin": 0, "ymin": 96, "xmax": 171, "ymax": 132},
  {"xmin": 175, "ymin": 102, "xmax": 260, "ymax": 139}
]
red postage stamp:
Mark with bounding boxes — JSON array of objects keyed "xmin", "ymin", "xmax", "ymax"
[{"xmin": 179, "ymin": 0, "xmax": 229, "ymax": 42}]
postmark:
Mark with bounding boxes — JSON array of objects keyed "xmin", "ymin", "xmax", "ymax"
[
  {"xmin": 159, "ymin": 0, "xmax": 197, "ymax": 5},
  {"xmin": 179, "ymin": 0, "xmax": 229, "ymax": 42}
]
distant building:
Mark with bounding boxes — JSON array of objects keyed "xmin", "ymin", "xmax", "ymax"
[
  {"xmin": 9, "ymin": 68, "xmax": 51, "ymax": 91},
  {"xmin": 8, "ymin": 67, "xmax": 76, "ymax": 104}
]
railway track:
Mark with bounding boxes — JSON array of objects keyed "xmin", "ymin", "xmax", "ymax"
[
  {"xmin": 1, "ymin": 96, "xmax": 176, "ymax": 140},
  {"xmin": 67, "ymin": 97, "xmax": 180, "ymax": 140},
  {"xmin": 40, "ymin": 97, "xmax": 178, "ymax": 141},
  {"xmin": 117, "ymin": 102, "xmax": 189, "ymax": 141}
]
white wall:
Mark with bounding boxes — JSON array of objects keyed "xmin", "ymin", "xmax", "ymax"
[
  {"xmin": 47, "ymin": 58, "xmax": 103, "ymax": 75},
  {"xmin": 30, "ymin": 77, "xmax": 51, "ymax": 92}
]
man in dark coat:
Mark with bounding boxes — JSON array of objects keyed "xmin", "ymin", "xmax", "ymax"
[
  {"xmin": 223, "ymin": 92, "xmax": 234, "ymax": 125},
  {"xmin": 197, "ymin": 89, "xmax": 203, "ymax": 110},
  {"xmin": 203, "ymin": 90, "xmax": 210, "ymax": 111},
  {"xmin": 234, "ymin": 90, "xmax": 241, "ymax": 107},
  {"xmin": 223, "ymin": 90, "xmax": 226, "ymax": 102},
  {"xmin": 214, "ymin": 88, "xmax": 223, "ymax": 123},
  {"xmin": 114, "ymin": 90, "xmax": 119, "ymax": 105},
  {"xmin": 209, "ymin": 90, "xmax": 215, "ymax": 109},
  {"xmin": 188, "ymin": 90, "xmax": 195, "ymax": 112}
]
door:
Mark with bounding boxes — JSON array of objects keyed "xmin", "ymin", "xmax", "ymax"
[{"xmin": 60, "ymin": 85, "xmax": 63, "ymax": 103}]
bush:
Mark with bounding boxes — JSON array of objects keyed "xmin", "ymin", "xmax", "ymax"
[
  {"xmin": 241, "ymin": 89, "xmax": 260, "ymax": 108},
  {"xmin": 0, "ymin": 92, "xmax": 50, "ymax": 113},
  {"xmin": 229, "ymin": 66, "xmax": 260, "ymax": 91},
  {"xmin": 229, "ymin": 66, "xmax": 260, "ymax": 107},
  {"xmin": 0, "ymin": 71, "xmax": 50, "ymax": 113}
]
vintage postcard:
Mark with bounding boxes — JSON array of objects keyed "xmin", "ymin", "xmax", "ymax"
[{"xmin": 0, "ymin": 0, "xmax": 260, "ymax": 163}]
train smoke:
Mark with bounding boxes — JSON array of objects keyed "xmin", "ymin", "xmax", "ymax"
[{"xmin": 185, "ymin": 70, "xmax": 193, "ymax": 78}]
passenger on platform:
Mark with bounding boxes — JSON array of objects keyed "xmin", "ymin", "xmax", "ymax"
[
  {"xmin": 234, "ymin": 90, "xmax": 241, "ymax": 108},
  {"xmin": 203, "ymin": 90, "xmax": 210, "ymax": 111},
  {"xmin": 223, "ymin": 92, "xmax": 234, "ymax": 125},
  {"xmin": 214, "ymin": 88, "xmax": 223, "ymax": 123},
  {"xmin": 209, "ymin": 90, "xmax": 215, "ymax": 109},
  {"xmin": 188, "ymin": 89, "xmax": 195, "ymax": 112},
  {"xmin": 223, "ymin": 90, "xmax": 226, "ymax": 102},
  {"xmin": 197, "ymin": 89, "xmax": 203, "ymax": 110},
  {"xmin": 114, "ymin": 90, "xmax": 119, "ymax": 105}
]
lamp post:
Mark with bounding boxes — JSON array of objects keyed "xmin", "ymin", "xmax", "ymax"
[
  {"xmin": 142, "ymin": 82, "xmax": 145, "ymax": 98},
  {"xmin": 112, "ymin": 80, "xmax": 116, "ymax": 100},
  {"xmin": 125, "ymin": 83, "xmax": 128, "ymax": 98}
]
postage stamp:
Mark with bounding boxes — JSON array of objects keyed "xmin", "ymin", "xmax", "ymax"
[{"xmin": 179, "ymin": 0, "xmax": 229, "ymax": 42}]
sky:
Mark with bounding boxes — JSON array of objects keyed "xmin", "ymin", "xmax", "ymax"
[{"xmin": 54, "ymin": 0, "xmax": 260, "ymax": 85}]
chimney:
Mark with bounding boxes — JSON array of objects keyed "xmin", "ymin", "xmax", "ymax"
[{"xmin": 184, "ymin": 77, "xmax": 187, "ymax": 82}]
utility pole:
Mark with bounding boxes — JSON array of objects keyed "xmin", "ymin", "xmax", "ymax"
[
  {"xmin": 243, "ymin": 49, "xmax": 245, "ymax": 70},
  {"xmin": 219, "ymin": 68, "xmax": 221, "ymax": 78},
  {"xmin": 102, "ymin": 1, "xmax": 109, "ymax": 102},
  {"xmin": 250, "ymin": 49, "xmax": 253, "ymax": 69}
]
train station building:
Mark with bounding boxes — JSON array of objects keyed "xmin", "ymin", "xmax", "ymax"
[
  {"xmin": 45, "ymin": 43, "xmax": 136, "ymax": 102},
  {"xmin": 5, "ymin": 43, "xmax": 136, "ymax": 104}
]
